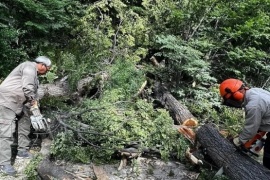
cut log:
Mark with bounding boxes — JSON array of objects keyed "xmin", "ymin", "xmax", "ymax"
[
  {"xmin": 153, "ymin": 82, "xmax": 197, "ymax": 125},
  {"xmin": 196, "ymin": 123, "xmax": 270, "ymax": 180}
]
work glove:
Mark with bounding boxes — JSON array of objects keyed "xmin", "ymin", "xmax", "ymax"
[
  {"xmin": 30, "ymin": 115, "xmax": 46, "ymax": 131},
  {"xmin": 30, "ymin": 100, "xmax": 41, "ymax": 117},
  {"xmin": 233, "ymin": 137, "xmax": 242, "ymax": 147},
  {"xmin": 30, "ymin": 100, "xmax": 46, "ymax": 131},
  {"xmin": 232, "ymin": 137, "xmax": 249, "ymax": 153}
]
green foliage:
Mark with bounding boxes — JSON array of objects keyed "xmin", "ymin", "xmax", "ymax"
[
  {"xmin": 104, "ymin": 60, "xmax": 145, "ymax": 99},
  {"xmin": 51, "ymin": 98, "xmax": 189, "ymax": 163},
  {"xmin": 184, "ymin": 85, "xmax": 222, "ymax": 121},
  {"xmin": 51, "ymin": 131, "xmax": 92, "ymax": 163},
  {"xmin": 202, "ymin": 0, "xmax": 270, "ymax": 85},
  {"xmin": 13, "ymin": 0, "xmax": 75, "ymax": 34},
  {"xmin": 198, "ymin": 168, "xmax": 229, "ymax": 180},
  {"xmin": 40, "ymin": 96, "xmax": 71, "ymax": 111},
  {"xmin": 184, "ymin": 83, "xmax": 244, "ymax": 137},
  {"xmin": 226, "ymin": 47, "xmax": 270, "ymax": 86},
  {"xmin": 3, "ymin": 0, "xmax": 270, "ymax": 177},
  {"xmin": 0, "ymin": 3, "xmax": 26, "ymax": 77},
  {"xmin": 78, "ymin": 0, "xmax": 149, "ymax": 52},
  {"xmin": 141, "ymin": 0, "xmax": 178, "ymax": 36},
  {"xmin": 155, "ymin": 35, "xmax": 216, "ymax": 88},
  {"xmin": 24, "ymin": 154, "xmax": 43, "ymax": 180}
]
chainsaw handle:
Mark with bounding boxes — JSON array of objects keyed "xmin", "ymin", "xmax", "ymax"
[{"xmin": 243, "ymin": 131, "xmax": 266, "ymax": 149}]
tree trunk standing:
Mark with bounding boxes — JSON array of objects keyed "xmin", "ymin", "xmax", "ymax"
[
  {"xmin": 153, "ymin": 82, "xmax": 197, "ymax": 125},
  {"xmin": 196, "ymin": 123, "xmax": 270, "ymax": 180}
]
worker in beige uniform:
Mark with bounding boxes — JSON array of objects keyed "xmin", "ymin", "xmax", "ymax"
[
  {"xmin": 0, "ymin": 56, "xmax": 51, "ymax": 176},
  {"xmin": 17, "ymin": 105, "xmax": 39, "ymax": 157}
]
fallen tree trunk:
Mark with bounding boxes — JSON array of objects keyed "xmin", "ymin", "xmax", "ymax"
[
  {"xmin": 38, "ymin": 72, "xmax": 108, "ymax": 100},
  {"xmin": 153, "ymin": 82, "xmax": 197, "ymax": 125},
  {"xmin": 153, "ymin": 83, "xmax": 270, "ymax": 179},
  {"xmin": 36, "ymin": 76, "xmax": 270, "ymax": 179},
  {"xmin": 196, "ymin": 123, "xmax": 270, "ymax": 180}
]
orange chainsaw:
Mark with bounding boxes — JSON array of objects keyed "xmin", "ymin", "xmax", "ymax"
[{"xmin": 243, "ymin": 131, "xmax": 266, "ymax": 157}]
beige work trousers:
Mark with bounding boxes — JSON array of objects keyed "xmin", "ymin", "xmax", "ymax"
[
  {"xmin": 0, "ymin": 106, "xmax": 16, "ymax": 165},
  {"xmin": 18, "ymin": 114, "xmax": 31, "ymax": 150}
]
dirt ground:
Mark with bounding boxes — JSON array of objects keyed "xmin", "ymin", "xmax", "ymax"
[{"xmin": 0, "ymin": 138, "xmax": 200, "ymax": 180}]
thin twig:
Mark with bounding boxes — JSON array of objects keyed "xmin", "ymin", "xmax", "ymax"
[
  {"xmin": 56, "ymin": 117, "xmax": 100, "ymax": 148},
  {"xmin": 189, "ymin": 2, "xmax": 217, "ymax": 39},
  {"xmin": 61, "ymin": 107, "xmax": 104, "ymax": 119},
  {"xmin": 109, "ymin": 18, "xmax": 124, "ymax": 64}
]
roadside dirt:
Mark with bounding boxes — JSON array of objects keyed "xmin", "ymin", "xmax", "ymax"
[{"xmin": 0, "ymin": 138, "xmax": 199, "ymax": 180}]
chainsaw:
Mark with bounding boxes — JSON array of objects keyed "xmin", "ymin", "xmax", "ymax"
[{"xmin": 242, "ymin": 131, "xmax": 266, "ymax": 157}]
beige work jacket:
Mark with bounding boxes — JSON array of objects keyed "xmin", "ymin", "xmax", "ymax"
[{"xmin": 0, "ymin": 61, "xmax": 38, "ymax": 115}]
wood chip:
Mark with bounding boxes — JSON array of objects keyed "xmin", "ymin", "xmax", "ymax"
[{"xmin": 93, "ymin": 165, "xmax": 109, "ymax": 180}]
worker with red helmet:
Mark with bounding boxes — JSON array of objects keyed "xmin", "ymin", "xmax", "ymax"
[{"xmin": 219, "ymin": 78, "xmax": 270, "ymax": 169}]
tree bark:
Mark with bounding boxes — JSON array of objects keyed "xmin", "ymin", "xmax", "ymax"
[
  {"xmin": 153, "ymin": 82, "xmax": 197, "ymax": 125},
  {"xmin": 196, "ymin": 123, "xmax": 270, "ymax": 180},
  {"xmin": 38, "ymin": 77, "xmax": 270, "ymax": 179},
  {"xmin": 153, "ymin": 84, "xmax": 270, "ymax": 179},
  {"xmin": 37, "ymin": 157, "xmax": 76, "ymax": 180},
  {"xmin": 38, "ymin": 73, "xmax": 108, "ymax": 99}
]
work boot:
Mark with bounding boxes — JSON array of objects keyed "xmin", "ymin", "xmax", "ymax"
[
  {"xmin": 17, "ymin": 149, "xmax": 33, "ymax": 159},
  {"xmin": 0, "ymin": 164, "xmax": 17, "ymax": 176}
]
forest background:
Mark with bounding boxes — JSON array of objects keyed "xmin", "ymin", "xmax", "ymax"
[{"xmin": 1, "ymin": 0, "xmax": 270, "ymax": 179}]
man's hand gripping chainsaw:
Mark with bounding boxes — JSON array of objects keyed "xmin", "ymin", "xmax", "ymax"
[
  {"xmin": 30, "ymin": 101, "xmax": 50, "ymax": 131},
  {"xmin": 233, "ymin": 131, "xmax": 266, "ymax": 157},
  {"xmin": 243, "ymin": 131, "xmax": 266, "ymax": 156}
]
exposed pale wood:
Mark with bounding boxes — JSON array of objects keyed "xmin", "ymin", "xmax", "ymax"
[
  {"xmin": 178, "ymin": 125, "xmax": 196, "ymax": 144},
  {"xmin": 185, "ymin": 147, "xmax": 203, "ymax": 165},
  {"xmin": 159, "ymin": 86, "xmax": 270, "ymax": 179},
  {"xmin": 133, "ymin": 80, "xmax": 147, "ymax": 98},
  {"xmin": 150, "ymin": 56, "xmax": 160, "ymax": 66},
  {"xmin": 93, "ymin": 165, "xmax": 109, "ymax": 180}
]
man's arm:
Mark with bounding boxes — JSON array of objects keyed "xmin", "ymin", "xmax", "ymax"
[
  {"xmin": 239, "ymin": 106, "xmax": 262, "ymax": 143},
  {"xmin": 21, "ymin": 65, "xmax": 38, "ymax": 103}
]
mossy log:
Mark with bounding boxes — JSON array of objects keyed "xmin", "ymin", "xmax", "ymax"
[{"xmin": 196, "ymin": 123, "xmax": 270, "ymax": 180}]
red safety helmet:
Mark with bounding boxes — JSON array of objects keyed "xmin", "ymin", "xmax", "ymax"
[{"xmin": 219, "ymin": 78, "xmax": 244, "ymax": 101}]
